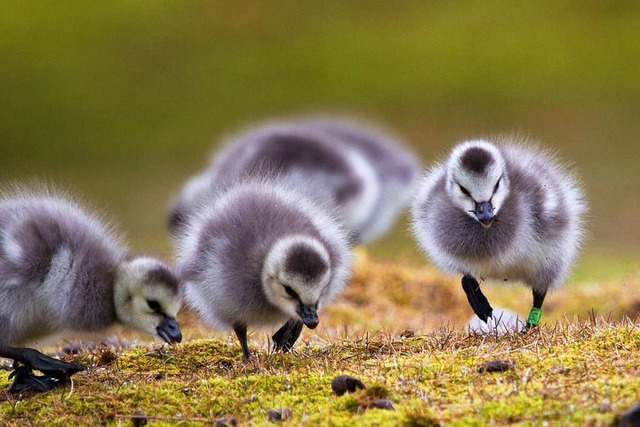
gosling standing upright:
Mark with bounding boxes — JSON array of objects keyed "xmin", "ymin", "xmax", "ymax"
[
  {"xmin": 0, "ymin": 189, "xmax": 183, "ymax": 393},
  {"xmin": 411, "ymin": 138, "xmax": 586, "ymax": 329},
  {"xmin": 175, "ymin": 179, "xmax": 351, "ymax": 360}
]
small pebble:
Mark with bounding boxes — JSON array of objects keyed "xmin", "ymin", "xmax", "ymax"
[
  {"xmin": 331, "ymin": 375, "xmax": 366, "ymax": 396},
  {"xmin": 267, "ymin": 410, "xmax": 280, "ymax": 423},
  {"xmin": 131, "ymin": 409, "xmax": 148, "ymax": 427},
  {"xmin": 372, "ymin": 399, "xmax": 395, "ymax": 411},
  {"xmin": 267, "ymin": 408, "xmax": 292, "ymax": 422},
  {"xmin": 477, "ymin": 359, "xmax": 514, "ymax": 373},
  {"xmin": 98, "ymin": 349, "xmax": 117, "ymax": 366},
  {"xmin": 616, "ymin": 402, "xmax": 640, "ymax": 427},
  {"xmin": 215, "ymin": 417, "xmax": 237, "ymax": 427}
]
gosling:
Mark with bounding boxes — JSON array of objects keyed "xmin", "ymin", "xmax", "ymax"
[
  {"xmin": 302, "ymin": 117, "xmax": 420, "ymax": 242},
  {"xmin": 411, "ymin": 138, "xmax": 586, "ymax": 330},
  {"xmin": 0, "ymin": 189, "xmax": 182, "ymax": 393},
  {"xmin": 175, "ymin": 179, "xmax": 351, "ymax": 361},
  {"xmin": 168, "ymin": 121, "xmax": 379, "ymax": 242}
]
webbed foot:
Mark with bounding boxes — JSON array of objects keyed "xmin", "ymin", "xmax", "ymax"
[
  {"xmin": 8, "ymin": 367, "xmax": 60, "ymax": 394},
  {"xmin": 272, "ymin": 319, "xmax": 304, "ymax": 352},
  {"xmin": 19, "ymin": 348, "xmax": 85, "ymax": 380}
]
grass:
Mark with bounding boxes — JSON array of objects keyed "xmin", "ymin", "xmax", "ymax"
[
  {"xmin": 1, "ymin": 251, "xmax": 639, "ymax": 426},
  {"xmin": 1, "ymin": 3, "xmax": 639, "ymax": 424}
]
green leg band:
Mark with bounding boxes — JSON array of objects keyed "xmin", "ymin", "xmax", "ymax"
[{"xmin": 527, "ymin": 307, "xmax": 542, "ymax": 326}]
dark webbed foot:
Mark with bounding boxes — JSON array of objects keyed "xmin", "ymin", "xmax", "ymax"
[
  {"xmin": 19, "ymin": 348, "xmax": 85, "ymax": 380},
  {"xmin": 272, "ymin": 319, "xmax": 304, "ymax": 352},
  {"xmin": 461, "ymin": 274, "xmax": 493, "ymax": 323},
  {"xmin": 0, "ymin": 347, "xmax": 85, "ymax": 391},
  {"xmin": 8, "ymin": 367, "xmax": 60, "ymax": 394}
]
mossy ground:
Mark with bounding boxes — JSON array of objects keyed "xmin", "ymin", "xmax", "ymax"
[{"xmin": 1, "ymin": 251, "xmax": 639, "ymax": 426}]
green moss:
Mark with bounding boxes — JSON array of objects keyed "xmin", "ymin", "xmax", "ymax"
[
  {"xmin": 1, "ymin": 321, "xmax": 639, "ymax": 426},
  {"xmin": 1, "ymin": 255, "xmax": 638, "ymax": 426}
]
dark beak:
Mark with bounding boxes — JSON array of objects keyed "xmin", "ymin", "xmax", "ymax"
[
  {"xmin": 156, "ymin": 317, "xmax": 182, "ymax": 344},
  {"xmin": 474, "ymin": 201, "xmax": 495, "ymax": 228},
  {"xmin": 297, "ymin": 304, "xmax": 319, "ymax": 329}
]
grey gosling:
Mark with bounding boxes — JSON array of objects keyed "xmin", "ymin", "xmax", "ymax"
[
  {"xmin": 302, "ymin": 117, "xmax": 420, "ymax": 242},
  {"xmin": 0, "ymin": 190, "xmax": 182, "ymax": 393},
  {"xmin": 175, "ymin": 179, "xmax": 352, "ymax": 360},
  {"xmin": 168, "ymin": 121, "xmax": 379, "ymax": 242},
  {"xmin": 411, "ymin": 138, "xmax": 586, "ymax": 330}
]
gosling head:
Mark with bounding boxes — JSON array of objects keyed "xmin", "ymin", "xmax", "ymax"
[
  {"xmin": 262, "ymin": 236, "xmax": 331, "ymax": 329},
  {"xmin": 446, "ymin": 140, "xmax": 509, "ymax": 228},
  {"xmin": 114, "ymin": 257, "xmax": 183, "ymax": 344}
]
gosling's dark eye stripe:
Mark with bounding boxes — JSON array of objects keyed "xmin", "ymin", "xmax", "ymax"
[
  {"xmin": 493, "ymin": 176, "xmax": 503, "ymax": 194},
  {"xmin": 146, "ymin": 299, "xmax": 163, "ymax": 314},
  {"xmin": 283, "ymin": 285, "xmax": 299, "ymax": 300},
  {"xmin": 458, "ymin": 184, "xmax": 471, "ymax": 197}
]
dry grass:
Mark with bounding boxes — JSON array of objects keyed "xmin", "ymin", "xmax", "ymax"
[{"xmin": 1, "ymin": 250, "xmax": 639, "ymax": 426}]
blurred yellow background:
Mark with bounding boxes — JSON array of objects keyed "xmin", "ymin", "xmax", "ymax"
[{"xmin": 1, "ymin": 1, "xmax": 638, "ymax": 277}]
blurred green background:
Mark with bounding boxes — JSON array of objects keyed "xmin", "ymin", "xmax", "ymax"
[{"xmin": 1, "ymin": 1, "xmax": 639, "ymax": 277}]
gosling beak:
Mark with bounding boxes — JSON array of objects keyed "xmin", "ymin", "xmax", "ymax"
[
  {"xmin": 156, "ymin": 316, "xmax": 182, "ymax": 344},
  {"xmin": 298, "ymin": 304, "xmax": 319, "ymax": 329},
  {"xmin": 474, "ymin": 201, "xmax": 495, "ymax": 228}
]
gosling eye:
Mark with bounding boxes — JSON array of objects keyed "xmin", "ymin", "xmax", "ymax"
[
  {"xmin": 146, "ymin": 299, "xmax": 162, "ymax": 314},
  {"xmin": 493, "ymin": 179, "xmax": 501, "ymax": 194},
  {"xmin": 459, "ymin": 184, "xmax": 471, "ymax": 198},
  {"xmin": 283, "ymin": 285, "xmax": 299, "ymax": 300}
]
